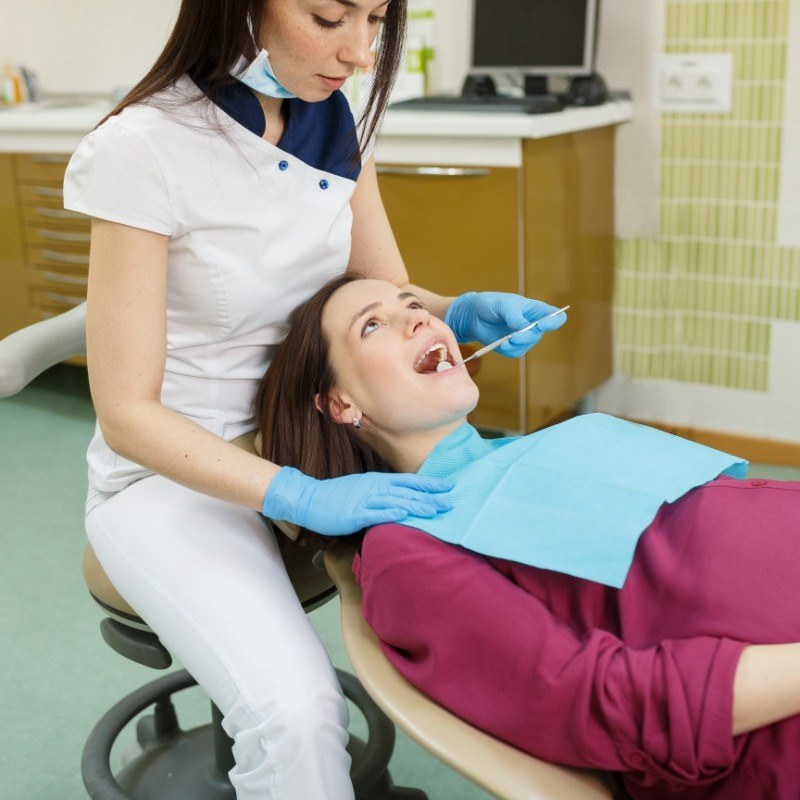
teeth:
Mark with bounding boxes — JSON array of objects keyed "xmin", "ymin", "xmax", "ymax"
[{"xmin": 414, "ymin": 343, "xmax": 449, "ymax": 370}]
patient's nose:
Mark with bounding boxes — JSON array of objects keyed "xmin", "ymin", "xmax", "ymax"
[{"xmin": 406, "ymin": 308, "xmax": 430, "ymax": 335}]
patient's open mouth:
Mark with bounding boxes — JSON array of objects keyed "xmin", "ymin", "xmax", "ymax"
[{"xmin": 414, "ymin": 343, "xmax": 454, "ymax": 374}]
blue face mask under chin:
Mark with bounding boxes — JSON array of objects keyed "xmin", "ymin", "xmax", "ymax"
[{"xmin": 237, "ymin": 49, "xmax": 296, "ymax": 99}]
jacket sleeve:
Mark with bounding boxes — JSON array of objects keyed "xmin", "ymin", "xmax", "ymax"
[{"xmin": 354, "ymin": 525, "xmax": 749, "ymax": 791}]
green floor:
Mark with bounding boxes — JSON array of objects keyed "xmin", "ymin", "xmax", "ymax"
[{"xmin": 2, "ymin": 367, "xmax": 799, "ymax": 800}]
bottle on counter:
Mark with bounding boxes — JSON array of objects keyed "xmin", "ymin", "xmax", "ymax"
[
  {"xmin": 409, "ymin": 0, "xmax": 435, "ymax": 92},
  {"xmin": 389, "ymin": 0, "xmax": 436, "ymax": 103},
  {"xmin": 1, "ymin": 62, "xmax": 24, "ymax": 105}
]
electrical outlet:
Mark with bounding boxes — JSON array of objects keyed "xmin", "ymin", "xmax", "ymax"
[{"xmin": 653, "ymin": 53, "xmax": 733, "ymax": 112}]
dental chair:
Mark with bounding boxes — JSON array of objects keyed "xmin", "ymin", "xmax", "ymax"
[
  {"xmin": 325, "ymin": 543, "xmax": 623, "ymax": 800},
  {"xmin": 1, "ymin": 305, "xmax": 623, "ymax": 800}
]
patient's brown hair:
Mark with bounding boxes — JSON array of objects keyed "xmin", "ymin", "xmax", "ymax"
[{"xmin": 255, "ymin": 272, "xmax": 391, "ymax": 484}]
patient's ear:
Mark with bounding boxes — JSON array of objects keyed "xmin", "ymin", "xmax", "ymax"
[{"xmin": 315, "ymin": 391, "xmax": 359, "ymax": 426}]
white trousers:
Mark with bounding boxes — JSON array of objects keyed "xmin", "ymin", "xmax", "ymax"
[{"xmin": 85, "ymin": 474, "xmax": 354, "ymax": 800}]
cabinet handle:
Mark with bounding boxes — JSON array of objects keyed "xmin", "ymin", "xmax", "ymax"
[
  {"xmin": 41, "ymin": 249, "xmax": 90, "ymax": 265},
  {"xmin": 40, "ymin": 270, "xmax": 89, "ymax": 286},
  {"xmin": 43, "ymin": 292, "xmax": 85, "ymax": 306},
  {"xmin": 33, "ymin": 186, "xmax": 64, "ymax": 198},
  {"xmin": 35, "ymin": 206, "xmax": 85, "ymax": 220},
  {"xmin": 37, "ymin": 229, "xmax": 91, "ymax": 243},
  {"xmin": 376, "ymin": 166, "xmax": 491, "ymax": 178},
  {"xmin": 30, "ymin": 154, "xmax": 71, "ymax": 164}
]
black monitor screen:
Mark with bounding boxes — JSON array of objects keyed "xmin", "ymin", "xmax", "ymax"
[{"xmin": 472, "ymin": 0, "xmax": 595, "ymax": 73}]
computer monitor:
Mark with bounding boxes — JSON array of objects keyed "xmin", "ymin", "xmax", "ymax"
[{"xmin": 471, "ymin": 0, "xmax": 600, "ymax": 79}]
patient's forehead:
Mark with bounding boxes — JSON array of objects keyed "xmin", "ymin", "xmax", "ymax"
[{"xmin": 324, "ymin": 279, "xmax": 401, "ymax": 329}]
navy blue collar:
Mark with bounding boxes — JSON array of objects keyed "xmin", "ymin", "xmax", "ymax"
[
  {"xmin": 189, "ymin": 73, "xmax": 269, "ymax": 138},
  {"xmin": 188, "ymin": 72, "xmax": 362, "ymax": 182}
]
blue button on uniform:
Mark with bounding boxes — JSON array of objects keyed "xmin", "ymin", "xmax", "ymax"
[
  {"xmin": 279, "ymin": 160, "xmax": 289, "ymax": 171},
  {"xmin": 319, "ymin": 179, "xmax": 329, "ymax": 190}
]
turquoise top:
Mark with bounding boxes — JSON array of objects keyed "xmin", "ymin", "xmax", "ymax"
[{"xmin": 405, "ymin": 414, "xmax": 748, "ymax": 588}]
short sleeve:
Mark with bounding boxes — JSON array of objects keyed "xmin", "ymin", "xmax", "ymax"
[{"xmin": 63, "ymin": 121, "xmax": 174, "ymax": 235}]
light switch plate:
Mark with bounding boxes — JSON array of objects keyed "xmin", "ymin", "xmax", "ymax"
[{"xmin": 652, "ymin": 53, "xmax": 733, "ymax": 112}]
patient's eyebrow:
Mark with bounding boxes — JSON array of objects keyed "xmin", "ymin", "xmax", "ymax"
[
  {"xmin": 348, "ymin": 291, "xmax": 423, "ymax": 330},
  {"xmin": 350, "ymin": 301, "xmax": 382, "ymax": 330}
]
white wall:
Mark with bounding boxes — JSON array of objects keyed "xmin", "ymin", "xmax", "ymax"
[
  {"xmin": 594, "ymin": 0, "xmax": 662, "ymax": 239},
  {"xmin": 778, "ymin": 0, "xmax": 800, "ymax": 246},
  {"xmin": 4, "ymin": 1, "xmax": 650, "ymax": 99},
  {"xmin": 0, "ymin": 1, "xmax": 179, "ymax": 96}
]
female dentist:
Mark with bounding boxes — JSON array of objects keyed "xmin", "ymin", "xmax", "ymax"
[{"xmin": 63, "ymin": 1, "xmax": 564, "ymax": 797}]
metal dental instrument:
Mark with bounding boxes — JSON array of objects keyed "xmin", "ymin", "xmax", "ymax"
[{"xmin": 441, "ymin": 305, "xmax": 571, "ymax": 371}]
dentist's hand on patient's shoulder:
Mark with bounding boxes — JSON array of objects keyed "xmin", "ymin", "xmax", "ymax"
[
  {"xmin": 445, "ymin": 291, "xmax": 567, "ymax": 357},
  {"xmin": 262, "ymin": 467, "xmax": 453, "ymax": 536}
]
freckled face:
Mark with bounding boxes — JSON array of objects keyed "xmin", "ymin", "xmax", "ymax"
[
  {"xmin": 259, "ymin": 0, "xmax": 390, "ymax": 100},
  {"xmin": 322, "ymin": 279, "xmax": 480, "ymax": 437}
]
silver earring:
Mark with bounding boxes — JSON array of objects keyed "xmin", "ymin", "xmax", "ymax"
[{"xmin": 352, "ymin": 417, "xmax": 362, "ymax": 429}]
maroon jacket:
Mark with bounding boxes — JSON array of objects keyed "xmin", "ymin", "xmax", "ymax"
[{"xmin": 354, "ymin": 477, "xmax": 800, "ymax": 799}]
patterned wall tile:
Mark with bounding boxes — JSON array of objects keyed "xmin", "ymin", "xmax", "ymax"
[{"xmin": 616, "ymin": 0, "xmax": 800, "ymax": 391}]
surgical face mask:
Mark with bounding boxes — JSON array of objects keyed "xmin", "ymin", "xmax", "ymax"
[{"xmin": 237, "ymin": 49, "xmax": 296, "ymax": 99}]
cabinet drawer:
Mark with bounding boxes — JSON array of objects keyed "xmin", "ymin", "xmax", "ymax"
[
  {"xmin": 14, "ymin": 153, "xmax": 71, "ymax": 183},
  {"xmin": 20, "ymin": 202, "xmax": 87, "ymax": 225},
  {"xmin": 18, "ymin": 183, "xmax": 66, "ymax": 205},
  {"xmin": 24, "ymin": 225, "xmax": 91, "ymax": 247},
  {"xmin": 29, "ymin": 287, "xmax": 86, "ymax": 313},
  {"xmin": 28, "ymin": 264, "xmax": 89, "ymax": 295},
  {"xmin": 27, "ymin": 246, "xmax": 90, "ymax": 268},
  {"xmin": 28, "ymin": 264, "xmax": 88, "ymax": 291},
  {"xmin": 16, "ymin": 166, "xmax": 88, "ymax": 225}
]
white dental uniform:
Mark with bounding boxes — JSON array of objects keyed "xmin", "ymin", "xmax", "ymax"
[
  {"xmin": 63, "ymin": 75, "xmax": 362, "ymax": 799},
  {"xmin": 65, "ymin": 75, "xmax": 358, "ymax": 494}
]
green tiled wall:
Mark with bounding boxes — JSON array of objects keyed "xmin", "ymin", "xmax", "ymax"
[{"xmin": 615, "ymin": 0, "xmax": 799, "ymax": 390}]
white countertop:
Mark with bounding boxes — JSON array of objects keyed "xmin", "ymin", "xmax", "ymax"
[
  {"xmin": 381, "ymin": 98, "xmax": 632, "ymax": 140},
  {"xmin": 0, "ymin": 97, "xmax": 111, "ymax": 152},
  {"xmin": 376, "ymin": 99, "xmax": 632, "ymax": 166},
  {"xmin": 0, "ymin": 96, "xmax": 633, "ymax": 159}
]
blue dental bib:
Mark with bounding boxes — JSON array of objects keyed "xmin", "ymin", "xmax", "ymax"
[{"xmin": 404, "ymin": 414, "xmax": 747, "ymax": 588}]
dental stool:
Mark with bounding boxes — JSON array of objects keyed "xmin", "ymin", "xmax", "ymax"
[
  {"xmin": 81, "ymin": 539, "xmax": 420, "ymax": 800},
  {"xmin": 0, "ymin": 304, "xmax": 424, "ymax": 800}
]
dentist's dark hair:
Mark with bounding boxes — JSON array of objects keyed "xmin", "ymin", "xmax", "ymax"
[
  {"xmin": 254, "ymin": 271, "xmax": 391, "ymax": 485},
  {"xmin": 98, "ymin": 0, "xmax": 407, "ymax": 157}
]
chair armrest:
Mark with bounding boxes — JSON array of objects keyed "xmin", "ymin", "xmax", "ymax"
[
  {"xmin": 0, "ymin": 303, "xmax": 87, "ymax": 398},
  {"xmin": 324, "ymin": 542, "xmax": 614, "ymax": 800}
]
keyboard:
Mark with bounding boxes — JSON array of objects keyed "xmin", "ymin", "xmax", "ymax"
[{"xmin": 390, "ymin": 94, "xmax": 565, "ymax": 115}]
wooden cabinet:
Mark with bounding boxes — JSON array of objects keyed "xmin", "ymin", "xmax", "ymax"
[
  {"xmin": 0, "ymin": 153, "xmax": 90, "ymax": 340},
  {"xmin": 378, "ymin": 126, "xmax": 616, "ymax": 434},
  {"xmin": 0, "ymin": 154, "xmax": 34, "ymax": 338}
]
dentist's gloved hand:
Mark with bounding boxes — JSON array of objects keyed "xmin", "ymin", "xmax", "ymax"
[
  {"xmin": 262, "ymin": 467, "xmax": 454, "ymax": 536},
  {"xmin": 445, "ymin": 291, "xmax": 567, "ymax": 357}
]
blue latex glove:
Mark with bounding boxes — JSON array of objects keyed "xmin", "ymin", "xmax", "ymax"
[
  {"xmin": 445, "ymin": 291, "xmax": 567, "ymax": 357},
  {"xmin": 263, "ymin": 467, "xmax": 454, "ymax": 536}
]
